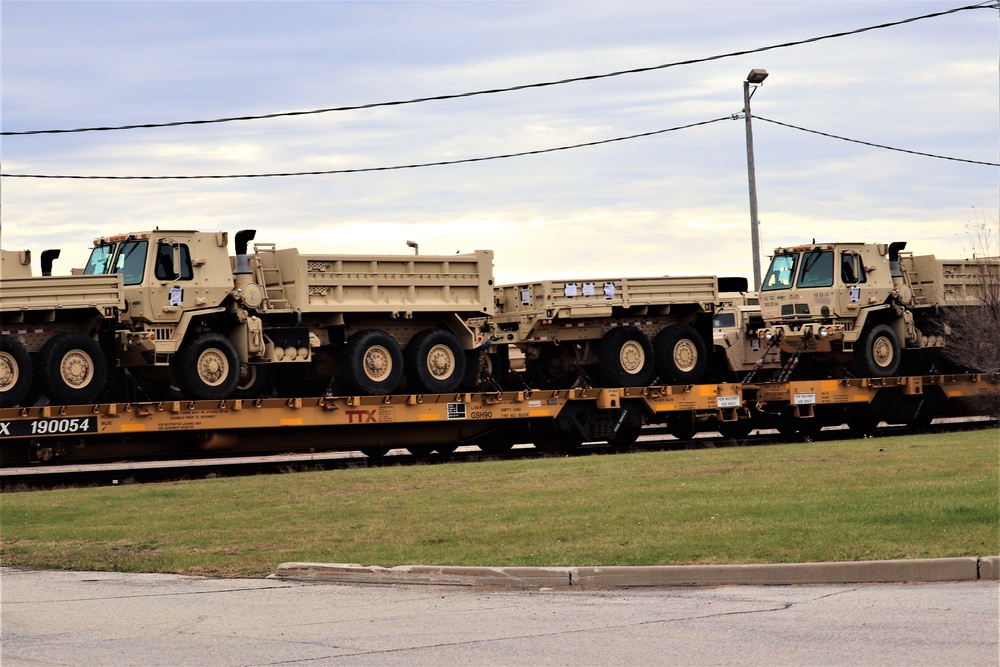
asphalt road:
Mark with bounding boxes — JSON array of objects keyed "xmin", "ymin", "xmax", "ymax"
[{"xmin": 2, "ymin": 567, "xmax": 997, "ymax": 666}]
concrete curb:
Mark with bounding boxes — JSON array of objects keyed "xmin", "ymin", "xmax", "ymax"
[{"xmin": 271, "ymin": 557, "xmax": 1000, "ymax": 588}]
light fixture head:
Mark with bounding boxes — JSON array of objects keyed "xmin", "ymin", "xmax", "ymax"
[{"xmin": 746, "ymin": 69, "xmax": 769, "ymax": 84}]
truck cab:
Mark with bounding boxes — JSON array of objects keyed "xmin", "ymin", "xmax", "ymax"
[
  {"xmin": 758, "ymin": 242, "xmax": 895, "ymax": 356},
  {"xmin": 84, "ymin": 231, "xmax": 234, "ymax": 331}
]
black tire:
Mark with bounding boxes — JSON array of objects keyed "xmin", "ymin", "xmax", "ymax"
[
  {"xmin": 598, "ymin": 327, "xmax": 655, "ymax": 387},
  {"xmin": 526, "ymin": 344, "xmax": 578, "ymax": 389},
  {"xmin": 37, "ymin": 333, "xmax": 108, "ymax": 406},
  {"xmin": 654, "ymin": 325, "xmax": 708, "ymax": 385},
  {"xmin": 341, "ymin": 329, "xmax": 403, "ymax": 396},
  {"xmin": 231, "ymin": 363, "xmax": 272, "ymax": 399},
  {"xmin": 405, "ymin": 329, "xmax": 466, "ymax": 394},
  {"xmin": 173, "ymin": 333, "xmax": 240, "ymax": 400},
  {"xmin": 0, "ymin": 335, "xmax": 33, "ymax": 408},
  {"xmin": 462, "ymin": 345, "xmax": 512, "ymax": 391},
  {"xmin": 853, "ymin": 323, "xmax": 901, "ymax": 378}
]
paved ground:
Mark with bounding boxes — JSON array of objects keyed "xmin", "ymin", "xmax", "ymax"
[{"xmin": 2, "ymin": 567, "xmax": 997, "ymax": 666}]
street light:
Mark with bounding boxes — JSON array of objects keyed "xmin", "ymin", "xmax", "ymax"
[
  {"xmin": 743, "ymin": 68, "xmax": 768, "ymax": 292},
  {"xmin": 406, "ymin": 240, "xmax": 419, "ymax": 255}
]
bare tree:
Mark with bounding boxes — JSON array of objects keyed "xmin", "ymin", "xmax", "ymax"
[{"xmin": 942, "ymin": 209, "xmax": 1000, "ymax": 416}]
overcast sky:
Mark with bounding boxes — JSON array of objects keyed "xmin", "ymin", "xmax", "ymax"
[{"xmin": 2, "ymin": 1, "xmax": 998, "ymax": 284}]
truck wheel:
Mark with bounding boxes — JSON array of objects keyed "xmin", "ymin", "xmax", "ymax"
[
  {"xmin": 37, "ymin": 333, "xmax": 108, "ymax": 406},
  {"xmin": 853, "ymin": 324, "xmax": 901, "ymax": 378},
  {"xmin": 342, "ymin": 329, "xmax": 403, "ymax": 395},
  {"xmin": 405, "ymin": 329, "xmax": 466, "ymax": 394},
  {"xmin": 526, "ymin": 345, "xmax": 578, "ymax": 389},
  {"xmin": 654, "ymin": 325, "xmax": 707, "ymax": 385},
  {"xmin": 173, "ymin": 333, "xmax": 240, "ymax": 400},
  {"xmin": 232, "ymin": 363, "xmax": 272, "ymax": 399},
  {"xmin": 0, "ymin": 336, "xmax": 33, "ymax": 408},
  {"xmin": 598, "ymin": 327, "xmax": 655, "ymax": 387}
]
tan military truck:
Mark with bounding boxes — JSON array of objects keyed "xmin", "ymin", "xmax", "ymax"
[
  {"xmin": 710, "ymin": 282, "xmax": 781, "ymax": 383},
  {"xmin": 488, "ymin": 274, "xmax": 717, "ymax": 388},
  {"xmin": 758, "ymin": 241, "xmax": 999, "ymax": 377},
  {"xmin": 0, "ymin": 249, "xmax": 125, "ymax": 407},
  {"xmin": 81, "ymin": 229, "xmax": 495, "ymax": 400}
]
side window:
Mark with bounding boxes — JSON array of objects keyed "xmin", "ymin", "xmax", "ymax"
[
  {"xmin": 840, "ymin": 252, "xmax": 866, "ymax": 284},
  {"xmin": 154, "ymin": 244, "xmax": 193, "ymax": 281}
]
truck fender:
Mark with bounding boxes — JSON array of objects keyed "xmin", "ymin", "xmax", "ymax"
[{"xmin": 850, "ymin": 304, "xmax": 894, "ymax": 342}]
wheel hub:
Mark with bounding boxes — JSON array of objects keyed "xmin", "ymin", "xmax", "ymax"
[
  {"xmin": 425, "ymin": 343, "xmax": 455, "ymax": 380},
  {"xmin": 672, "ymin": 340, "xmax": 698, "ymax": 373},
  {"xmin": 197, "ymin": 349, "xmax": 229, "ymax": 387},
  {"xmin": 60, "ymin": 349, "xmax": 95, "ymax": 389},
  {"xmin": 363, "ymin": 345, "xmax": 393, "ymax": 382},
  {"xmin": 619, "ymin": 340, "xmax": 645, "ymax": 374},
  {"xmin": 0, "ymin": 353, "xmax": 16, "ymax": 391}
]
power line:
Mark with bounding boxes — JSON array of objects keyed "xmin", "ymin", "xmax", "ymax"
[
  {"xmin": 2, "ymin": 2, "xmax": 993, "ymax": 137},
  {"xmin": 754, "ymin": 116, "xmax": 1000, "ymax": 167},
  {"xmin": 0, "ymin": 116, "xmax": 733, "ymax": 179}
]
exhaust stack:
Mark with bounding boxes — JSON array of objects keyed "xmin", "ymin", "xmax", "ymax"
[
  {"xmin": 40, "ymin": 249, "xmax": 61, "ymax": 277},
  {"xmin": 234, "ymin": 230, "xmax": 257, "ymax": 275}
]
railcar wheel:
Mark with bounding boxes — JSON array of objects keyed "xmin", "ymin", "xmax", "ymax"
[
  {"xmin": 0, "ymin": 336, "xmax": 33, "ymax": 408},
  {"xmin": 607, "ymin": 412, "xmax": 643, "ymax": 448},
  {"xmin": 361, "ymin": 445, "xmax": 390, "ymax": 459},
  {"xmin": 667, "ymin": 411, "xmax": 696, "ymax": 441},
  {"xmin": 173, "ymin": 333, "xmax": 240, "ymax": 400},
  {"xmin": 654, "ymin": 325, "xmax": 707, "ymax": 385},
  {"xmin": 341, "ymin": 329, "xmax": 404, "ymax": 396},
  {"xmin": 845, "ymin": 404, "xmax": 880, "ymax": 437},
  {"xmin": 529, "ymin": 418, "xmax": 583, "ymax": 452},
  {"xmin": 718, "ymin": 419, "xmax": 754, "ymax": 440},
  {"xmin": 37, "ymin": 333, "xmax": 108, "ymax": 406},
  {"xmin": 405, "ymin": 329, "xmax": 465, "ymax": 394},
  {"xmin": 853, "ymin": 323, "xmax": 901, "ymax": 378},
  {"xmin": 598, "ymin": 327, "xmax": 655, "ymax": 387}
]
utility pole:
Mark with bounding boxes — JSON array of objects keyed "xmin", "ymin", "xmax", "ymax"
[{"xmin": 744, "ymin": 69, "xmax": 768, "ymax": 292}]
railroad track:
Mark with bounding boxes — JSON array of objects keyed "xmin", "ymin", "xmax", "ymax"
[{"xmin": 3, "ymin": 417, "xmax": 994, "ymax": 492}]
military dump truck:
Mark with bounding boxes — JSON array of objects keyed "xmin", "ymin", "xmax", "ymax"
[
  {"xmin": 0, "ymin": 250, "xmax": 125, "ymax": 407},
  {"xmin": 757, "ymin": 241, "xmax": 1000, "ymax": 378},
  {"xmin": 79, "ymin": 229, "xmax": 495, "ymax": 401},
  {"xmin": 487, "ymin": 275, "xmax": 717, "ymax": 388}
]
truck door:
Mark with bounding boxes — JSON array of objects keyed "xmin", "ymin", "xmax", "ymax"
[
  {"xmin": 836, "ymin": 251, "xmax": 871, "ymax": 317},
  {"xmin": 147, "ymin": 240, "xmax": 194, "ymax": 323}
]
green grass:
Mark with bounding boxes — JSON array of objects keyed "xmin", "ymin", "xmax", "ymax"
[{"xmin": 1, "ymin": 429, "xmax": 997, "ymax": 578}]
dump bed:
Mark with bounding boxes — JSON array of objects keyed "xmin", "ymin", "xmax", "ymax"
[
  {"xmin": 903, "ymin": 254, "xmax": 999, "ymax": 307},
  {"xmin": 494, "ymin": 275, "xmax": 718, "ymax": 321},
  {"xmin": 0, "ymin": 274, "xmax": 125, "ymax": 316},
  {"xmin": 267, "ymin": 248, "xmax": 495, "ymax": 316}
]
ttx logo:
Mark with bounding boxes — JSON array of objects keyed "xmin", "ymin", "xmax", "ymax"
[{"xmin": 345, "ymin": 409, "xmax": 377, "ymax": 424}]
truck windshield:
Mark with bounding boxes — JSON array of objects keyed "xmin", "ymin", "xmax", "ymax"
[
  {"xmin": 113, "ymin": 240, "xmax": 149, "ymax": 286},
  {"xmin": 761, "ymin": 254, "xmax": 798, "ymax": 291},
  {"xmin": 796, "ymin": 250, "xmax": 834, "ymax": 288},
  {"xmin": 713, "ymin": 313, "xmax": 736, "ymax": 328},
  {"xmin": 83, "ymin": 244, "xmax": 116, "ymax": 275}
]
